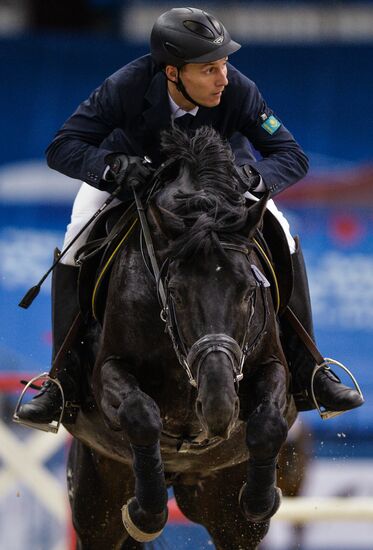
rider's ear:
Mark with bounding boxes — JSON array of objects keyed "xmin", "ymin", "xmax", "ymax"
[
  {"xmin": 243, "ymin": 192, "xmax": 269, "ymax": 239},
  {"xmin": 165, "ymin": 65, "xmax": 178, "ymax": 84},
  {"xmin": 148, "ymin": 204, "xmax": 185, "ymax": 241}
]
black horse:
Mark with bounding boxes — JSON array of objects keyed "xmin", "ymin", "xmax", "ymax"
[{"xmin": 66, "ymin": 126, "xmax": 297, "ymax": 550}]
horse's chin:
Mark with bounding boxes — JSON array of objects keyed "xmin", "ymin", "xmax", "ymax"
[
  {"xmin": 196, "ymin": 396, "xmax": 240, "ymax": 441},
  {"xmin": 206, "ymin": 425, "xmax": 232, "ymax": 441}
]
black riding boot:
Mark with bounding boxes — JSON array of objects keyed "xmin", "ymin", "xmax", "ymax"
[
  {"xmin": 282, "ymin": 238, "xmax": 364, "ymax": 413},
  {"xmin": 17, "ymin": 262, "xmax": 81, "ymax": 425}
]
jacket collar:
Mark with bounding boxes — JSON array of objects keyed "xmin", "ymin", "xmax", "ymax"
[
  {"xmin": 143, "ymin": 71, "xmax": 171, "ymax": 134},
  {"xmin": 143, "ymin": 70, "xmax": 221, "ymax": 132}
]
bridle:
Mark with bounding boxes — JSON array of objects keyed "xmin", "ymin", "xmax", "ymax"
[
  {"xmin": 135, "ymin": 177, "xmax": 271, "ymax": 390},
  {"xmin": 159, "ymin": 243, "xmax": 270, "ymax": 389}
]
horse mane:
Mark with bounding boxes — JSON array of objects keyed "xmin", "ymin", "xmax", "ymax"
[{"xmin": 159, "ymin": 125, "xmax": 249, "ymax": 259}]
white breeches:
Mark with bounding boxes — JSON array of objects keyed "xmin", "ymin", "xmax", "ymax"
[
  {"xmin": 244, "ymin": 189, "xmax": 296, "ymax": 254},
  {"xmin": 61, "ymin": 183, "xmax": 121, "ymax": 265},
  {"xmin": 61, "ymin": 182, "xmax": 296, "ymax": 266}
]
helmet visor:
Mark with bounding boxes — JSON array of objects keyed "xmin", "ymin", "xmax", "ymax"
[{"xmin": 184, "ymin": 39, "xmax": 241, "ymax": 64}]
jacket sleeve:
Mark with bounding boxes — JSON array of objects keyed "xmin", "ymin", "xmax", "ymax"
[
  {"xmin": 237, "ymin": 82, "xmax": 309, "ymax": 197},
  {"xmin": 45, "ymin": 75, "xmax": 126, "ymax": 189}
]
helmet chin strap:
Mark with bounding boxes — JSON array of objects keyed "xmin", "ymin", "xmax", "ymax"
[
  {"xmin": 175, "ymin": 68, "xmax": 203, "ymax": 108},
  {"xmin": 164, "ymin": 67, "xmax": 204, "ymax": 109}
]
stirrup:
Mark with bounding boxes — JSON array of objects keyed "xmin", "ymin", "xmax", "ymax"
[
  {"xmin": 13, "ymin": 372, "xmax": 65, "ymax": 434},
  {"xmin": 310, "ymin": 358, "xmax": 364, "ymax": 420}
]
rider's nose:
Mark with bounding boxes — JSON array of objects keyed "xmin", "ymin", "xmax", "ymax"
[{"xmin": 216, "ymin": 68, "xmax": 228, "ymax": 88}]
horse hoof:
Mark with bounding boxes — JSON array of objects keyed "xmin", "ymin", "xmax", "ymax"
[
  {"xmin": 121, "ymin": 497, "xmax": 168, "ymax": 543},
  {"xmin": 239, "ymin": 483, "xmax": 282, "ymax": 523}
]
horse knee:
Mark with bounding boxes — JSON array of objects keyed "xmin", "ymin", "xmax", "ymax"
[
  {"xmin": 117, "ymin": 391, "xmax": 162, "ymax": 446},
  {"xmin": 246, "ymin": 402, "xmax": 288, "ymax": 460}
]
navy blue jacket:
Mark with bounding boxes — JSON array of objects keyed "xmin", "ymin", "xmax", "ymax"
[{"xmin": 46, "ymin": 54, "xmax": 308, "ymax": 196}]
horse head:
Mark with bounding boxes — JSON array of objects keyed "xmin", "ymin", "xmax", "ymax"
[{"xmin": 148, "ymin": 126, "xmax": 271, "ymax": 439}]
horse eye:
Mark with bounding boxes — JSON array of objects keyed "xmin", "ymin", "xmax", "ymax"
[
  {"xmin": 169, "ymin": 287, "xmax": 183, "ymax": 307},
  {"xmin": 243, "ymin": 290, "xmax": 254, "ymax": 303}
]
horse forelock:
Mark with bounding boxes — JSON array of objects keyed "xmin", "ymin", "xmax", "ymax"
[{"xmin": 159, "ymin": 126, "xmax": 248, "ymax": 259}]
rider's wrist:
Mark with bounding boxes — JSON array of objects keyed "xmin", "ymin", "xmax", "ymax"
[{"xmin": 104, "ymin": 154, "xmax": 129, "ymax": 181}]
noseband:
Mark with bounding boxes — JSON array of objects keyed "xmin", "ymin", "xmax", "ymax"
[{"xmin": 187, "ymin": 333, "xmax": 244, "ymax": 388}]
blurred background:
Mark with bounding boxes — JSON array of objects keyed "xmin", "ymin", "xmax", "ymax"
[{"xmin": 0, "ymin": 1, "xmax": 372, "ymax": 549}]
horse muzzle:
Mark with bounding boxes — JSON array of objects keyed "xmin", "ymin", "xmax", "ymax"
[{"xmin": 188, "ymin": 333, "xmax": 242, "ymax": 439}]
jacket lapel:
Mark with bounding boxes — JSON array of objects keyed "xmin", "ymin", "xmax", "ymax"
[
  {"xmin": 142, "ymin": 72, "xmax": 171, "ymax": 164},
  {"xmin": 191, "ymin": 104, "xmax": 221, "ymax": 132}
]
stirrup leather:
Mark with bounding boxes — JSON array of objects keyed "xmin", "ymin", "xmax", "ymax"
[
  {"xmin": 310, "ymin": 358, "xmax": 364, "ymax": 420},
  {"xmin": 13, "ymin": 373, "xmax": 65, "ymax": 434}
]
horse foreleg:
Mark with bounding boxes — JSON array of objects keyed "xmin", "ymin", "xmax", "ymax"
[
  {"xmin": 67, "ymin": 439, "xmax": 136, "ymax": 550},
  {"xmin": 240, "ymin": 361, "xmax": 288, "ymax": 523},
  {"xmin": 174, "ymin": 463, "xmax": 270, "ymax": 550},
  {"xmin": 97, "ymin": 358, "xmax": 168, "ymax": 543}
]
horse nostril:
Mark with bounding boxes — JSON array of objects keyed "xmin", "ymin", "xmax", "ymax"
[
  {"xmin": 196, "ymin": 399, "xmax": 203, "ymax": 419},
  {"xmin": 234, "ymin": 397, "xmax": 240, "ymax": 417},
  {"xmin": 196, "ymin": 399, "xmax": 210, "ymax": 431}
]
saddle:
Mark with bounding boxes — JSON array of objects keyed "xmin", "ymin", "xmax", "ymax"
[
  {"xmin": 76, "ymin": 201, "xmax": 138, "ymax": 323},
  {"xmin": 254, "ymin": 207, "xmax": 293, "ymax": 315},
  {"xmin": 76, "ymin": 198, "xmax": 293, "ymax": 325}
]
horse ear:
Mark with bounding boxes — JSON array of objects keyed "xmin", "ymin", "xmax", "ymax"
[
  {"xmin": 244, "ymin": 192, "xmax": 270, "ymax": 239},
  {"xmin": 148, "ymin": 204, "xmax": 185, "ymax": 241}
]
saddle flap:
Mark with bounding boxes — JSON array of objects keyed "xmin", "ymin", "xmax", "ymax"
[
  {"xmin": 257, "ymin": 207, "xmax": 294, "ymax": 314},
  {"xmin": 77, "ymin": 202, "xmax": 137, "ymax": 322}
]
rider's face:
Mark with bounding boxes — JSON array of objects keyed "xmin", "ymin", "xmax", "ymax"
[{"xmin": 166, "ymin": 57, "xmax": 229, "ymax": 110}]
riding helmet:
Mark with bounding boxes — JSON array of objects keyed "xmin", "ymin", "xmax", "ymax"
[{"xmin": 151, "ymin": 7, "xmax": 241, "ymax": 68}]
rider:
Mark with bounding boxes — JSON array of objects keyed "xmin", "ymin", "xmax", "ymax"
[{"xmin": 17, "ymin": 7, "xmax": 363, "ymax": 427}]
